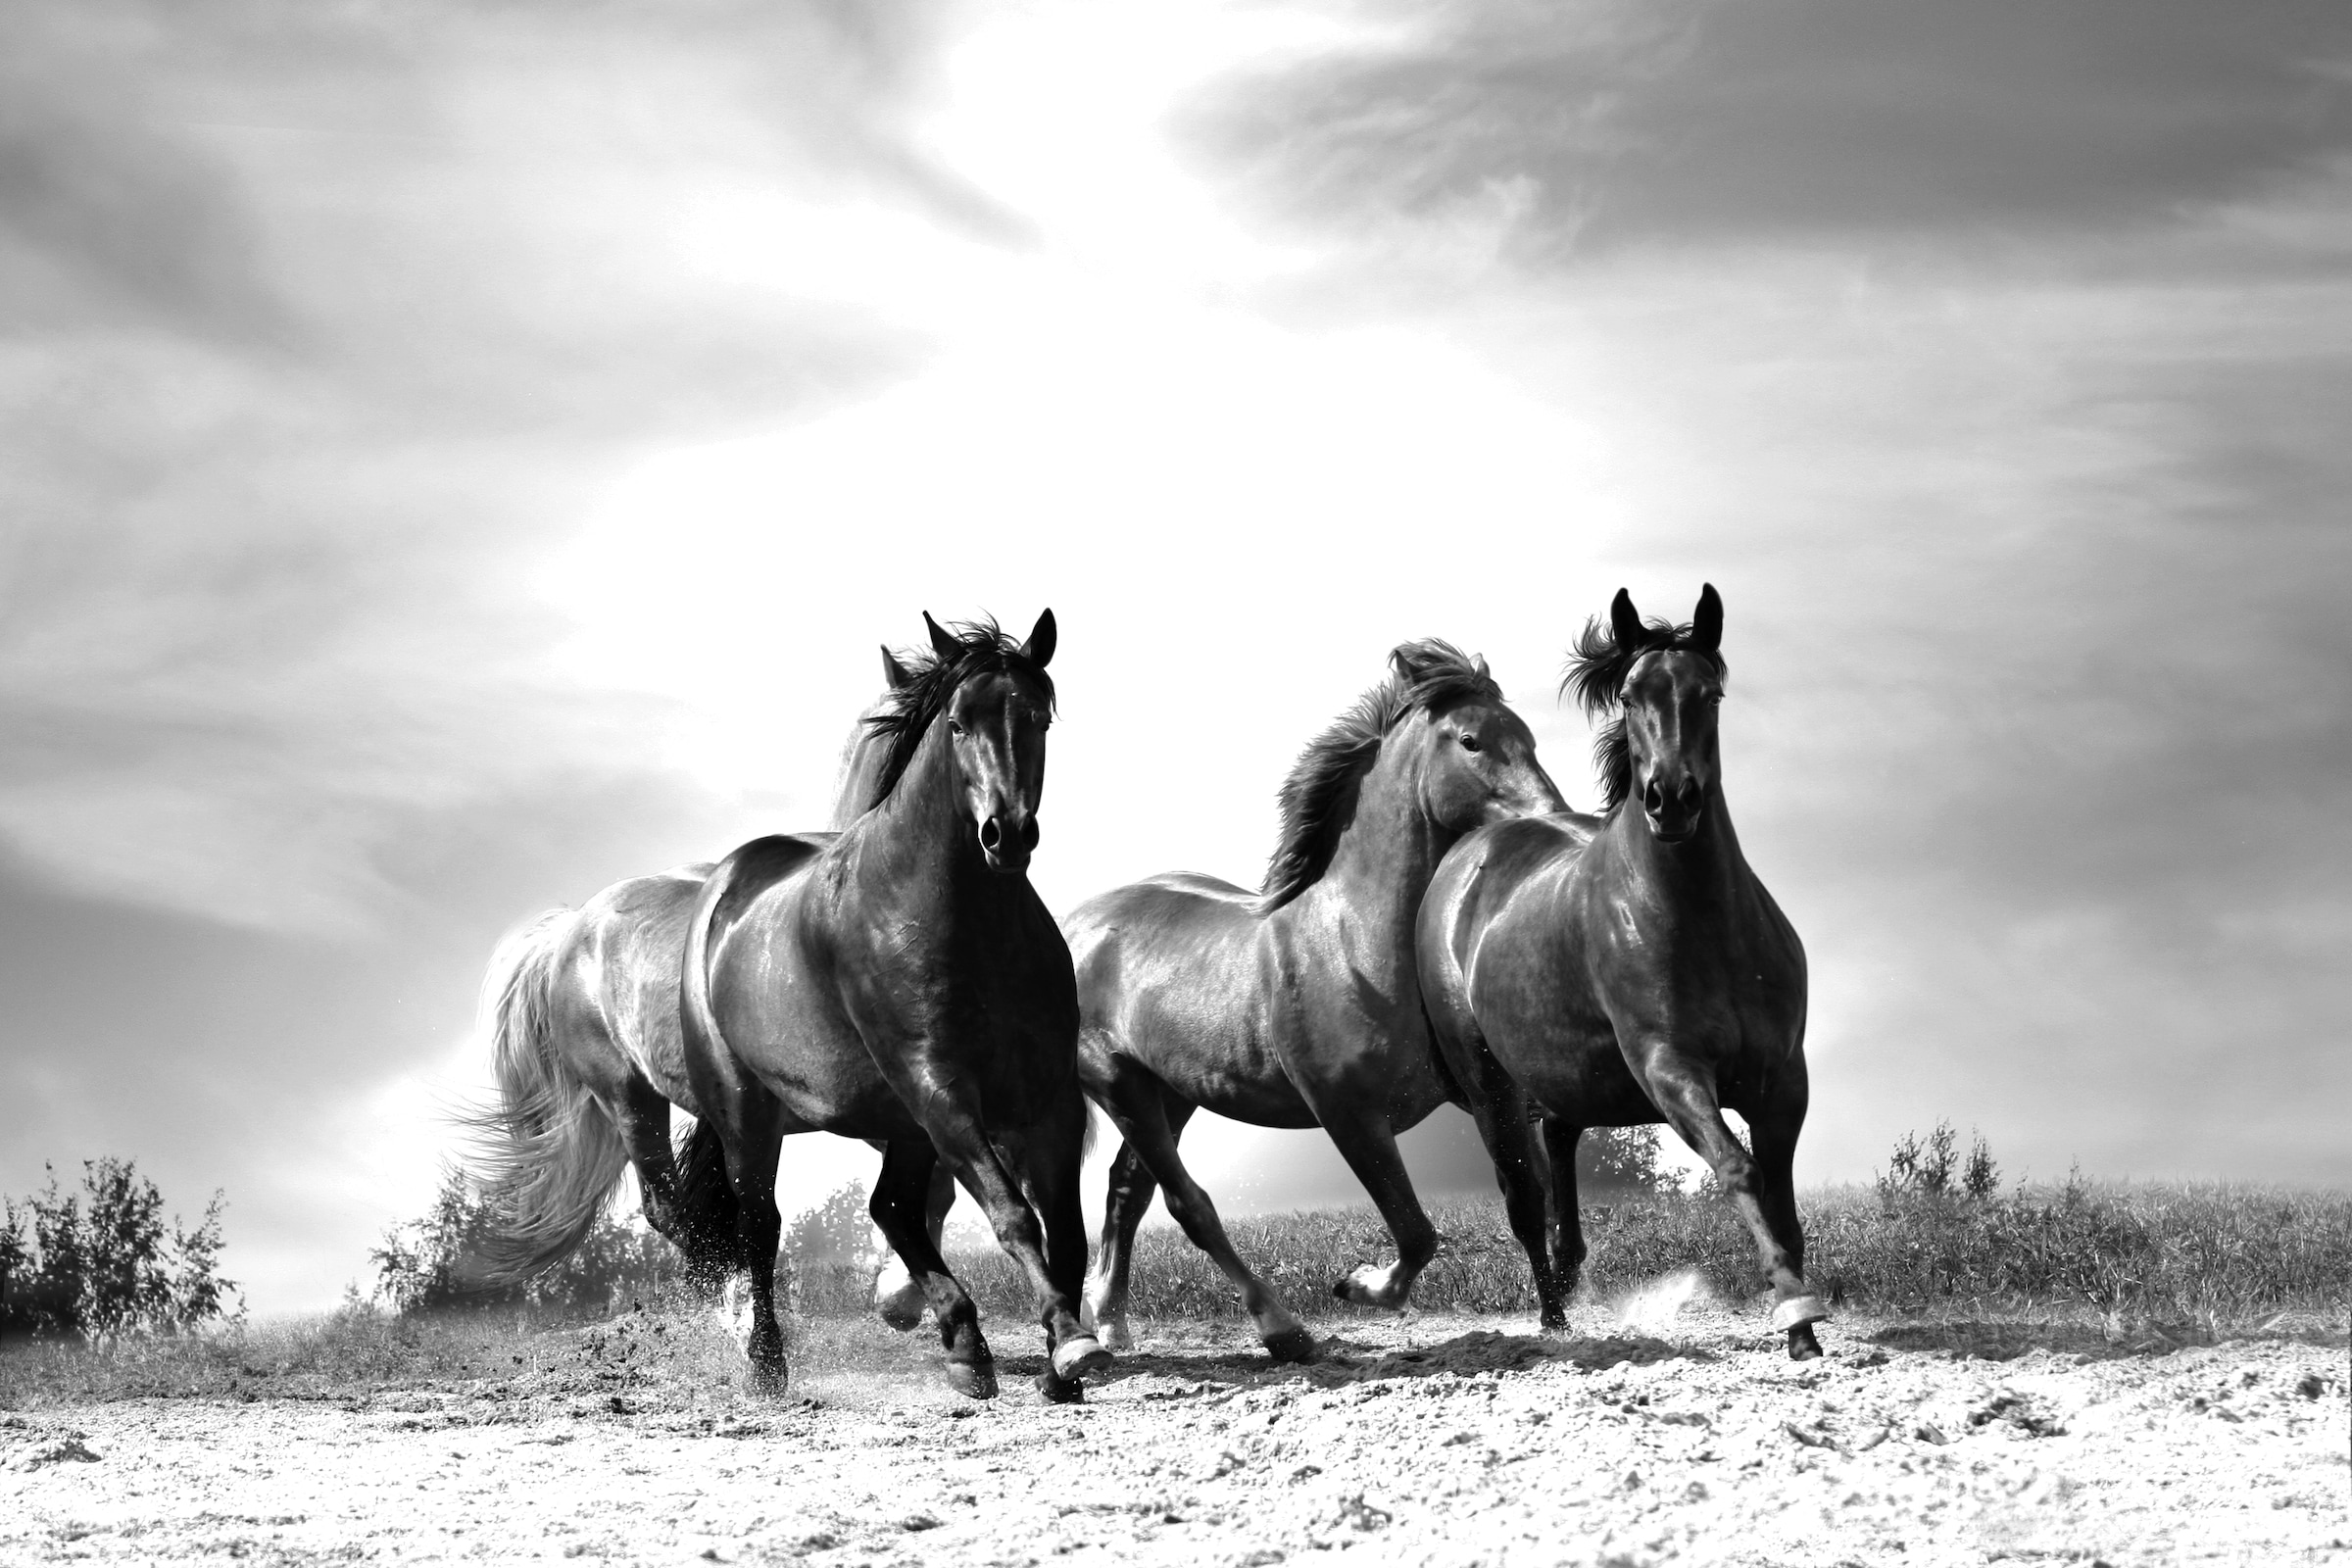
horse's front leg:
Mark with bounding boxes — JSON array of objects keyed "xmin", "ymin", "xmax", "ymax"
[
  {"xmin": 1642, "ymin": 1055, "xmax": 1828, "ymax": 1359},
  {"xmin": 1314, "ymin": 1109, "xmax": 1441, "ymax": 1311},
  {"xmin": 1743, "ymin": 1088, "xmax": 1825, "ymax": 1360},
  {"xmin": 867, "ymin": 1147, "xmax": 955, "ymax": 1332},
  {"xmin": 915, "ymin": 1086, "xmax": 1109, "ymax": 1395},
  {"xmin": 1539, "ymin": 1117, "xmax": 1592, "ymax": 1301},
  {"xmin": 869, "ymin": 1141, "xmax": 997, "ymax": 1397}
]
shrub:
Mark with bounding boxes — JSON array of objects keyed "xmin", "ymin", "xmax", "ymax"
[
  {"xmin": 0, "ymin": 1159, "xmax": 237, "ymax": 1340},
  {"xmin": 370, "ymin": 1168, "xmax": 674, "ymax": 1317},
  {"xmin": 1575, "ymin": 1126, "xmax": 1672, "ymax": 1196}
]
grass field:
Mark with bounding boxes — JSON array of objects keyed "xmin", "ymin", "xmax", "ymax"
[
  {"xmin": 865, "ymin": 1178, "xmax": 2352, "ymax": 1330},
  {"xmin": 3, "ymin": 1180, "xmax": 2344, "ymax": 1410}
]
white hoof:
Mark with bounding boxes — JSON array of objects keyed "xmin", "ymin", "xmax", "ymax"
[
  {"xmin": 873, "ymin": 1261, "xmax": 926, "ymax": 1332},
  {"xmin": 1770, "ymin": 1295, "xmax": 1831, "ymax": 1332},
  {"xmin": 1052, "ymin": 1335, "xmax": 1112, "ymax": 1380},
  {"xmin": 1099, "ymin": 1313, "xmax": 1135, "ymax": 1353},
  {"xmin": 1335, "ymin": 1260, "xmax": 1407, "ymax": 1309}
]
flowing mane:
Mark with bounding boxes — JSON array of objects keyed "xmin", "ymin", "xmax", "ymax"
[
  {"xmin": 1258, "ymin": 639, "xmax": 1500, "ymax": 911},
  {"xmin": 860, "ymin": 619, "xmax": 1055, "ymax": 808},
  {"xmin": 1561, "ymin": 612, "xmax": 1729, "ymax": 810}
]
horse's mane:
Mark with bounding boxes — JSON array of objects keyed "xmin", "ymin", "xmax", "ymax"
[
  {"xmin": 1259, "ymin": 639, "xmax": 1500, "ymax": 912},
  {"xmin": 1562, "ymin": 613, "xmax": 1729, "ymax": 810},
  {"xmin": 860, "ymin": 618, "xmax": 1055, "ymax": 807}
]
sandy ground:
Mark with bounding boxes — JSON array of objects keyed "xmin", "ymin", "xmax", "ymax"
[{"xmin": 2, "ymin": 1304, "xmax": 2346, "ymax": 1567}]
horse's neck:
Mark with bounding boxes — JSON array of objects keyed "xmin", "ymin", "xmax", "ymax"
[
  {"xmin": 1606, "ymin": 792, "xmax": 1751, "ymax": 908},
  {"xmin": 1307, "ymin": 737, "xmax": 1449, "ymax": 942}
]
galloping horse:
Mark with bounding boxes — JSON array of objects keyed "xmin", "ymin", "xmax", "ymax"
[
  {"xmin": 1065, "ymin": 641, "xmax": 1567, "ymax": 1360},
  {"xmin": 677, "ymin": 613, "xmax": 1107, "ymax": 1399},
  {"xmin": 1416, "ymin": 586, "xmax": 1828, "ymax": 1359},
  {"xmin": 467, "ymin": 614, "xmax": 1102, "ymax": 1397},
  {"xmin": 464, "ymin": 645, "xmax": 910, "ymax": 1291}
]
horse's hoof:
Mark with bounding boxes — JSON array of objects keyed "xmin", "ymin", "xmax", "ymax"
[
  {"xmin": 1099, "ymin": 1316, "xmax": 1135, "ymax": 1353},
  {"xmin": 1787, "ymin": 1323, "xmax": 1824, "ymax": 1362},
  {"xmin": 1769, "ymin": 1295, "xmax": 1831, "ymax": 1333},
  {"xmin": 1262, "ymin": 1326, "xmax": 1320, "ymax": 1364},
  {"xmin": 1038, "ymin": 1370, "xmax": 1085, "ymax": 1404},
  {"xmin": 1332, "ymin": 1261, "xmax": 1406, "ymax": 1309},
  {"xmin": 1539, "ymin": 1309, "xmax": 1569, "ymax": 1336},
  {"xmin": 749, "ymin": 1359, "xmax": 789, "ymax": 1396},
  {"xmin": 875, "ymin": 1277, "xmax": 926, "ymax": 1331},
  {"xmin": 945, "ymin": 1359, "xmax": 999, "ymax": 1400},
  {"xmin": 1051, "ymin": 1335, "xmax": 1113, "ymax": 1381}
]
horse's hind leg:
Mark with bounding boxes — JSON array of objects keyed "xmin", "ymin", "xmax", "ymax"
[
  {"xmin": 1643, "ymin": 1064, "xmax": 1826, "ymax": 1359},
  {"xmin": 700, "ymin": 1093, "xmax": 789, "ymax": 1391},
  {"xmin": 1082, "ymin": 1136, "xmax": 1159, "ymax": 1350},
  {"xmin": 612, "ymin": 1082, "xmax": 722, "ymax": 1288},
  {"xmin": 1318, "ymin": 1113, "xmax": 1441, "ymax": 1312},
  {"xmin": 869, "ymin": 1141, "xmax": 996, "ymax": 1398},
  {"xmin": 1448, "ymin": 1064, "xmax": 1564, "ymax": 1331},
  {"xmin": 1094, "ymin": 1068, "xmax": 1314, "ymax": 1362}
]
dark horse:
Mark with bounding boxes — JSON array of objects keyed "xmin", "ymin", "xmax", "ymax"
[
  {"xmin": 1416, "ymin": 586, "xmax": 1828, "ymax": 1359},
  {"xmin": 1065, "ymin": 641, "xmax": 1567, "ymax": 1359},
  {"xmin": 466, "ymin": 614, "xmax": 1103, "ymax": 1397},
  {"xmin": 678, "ymin": 612, "xmax": 1108, "ymax": 1399}
]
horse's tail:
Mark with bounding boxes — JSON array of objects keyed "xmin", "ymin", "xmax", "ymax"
[{"xmin": 461, "ymin": 908, "xmax": 630, "ymax": 1286}]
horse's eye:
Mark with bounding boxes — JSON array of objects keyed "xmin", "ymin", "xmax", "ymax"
[
  {"xmin": 947, "ymin": 718, "xmax": 966, "ymax": 737},
  {"xmin": 1458, "ymin": 733, "xmax": 1482, "ymax": 753}
]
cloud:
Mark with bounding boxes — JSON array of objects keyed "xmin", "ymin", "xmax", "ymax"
[{"xmin": 1182, "ymin": 0, "xmax": 2352, "ymax": 259}]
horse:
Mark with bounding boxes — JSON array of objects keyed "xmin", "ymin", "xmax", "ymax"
[
  {"xmin": 463, "ymin": 643, "xmax": 911, "ymax": 1292},
  {"xmin": 1061, "ymin": 640, "xmax": 1569, "ymax": 1361},
  {"xmin": 1415, "ymin": 585, "xmax": 1829, "ymax": 1359},
  {"xmin": 677, "ymin": 612, "xmax": 1108, "ymax": 1400}
]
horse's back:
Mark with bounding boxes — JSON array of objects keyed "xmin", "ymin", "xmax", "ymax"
[
  {"xmin": 1419, "ymin": 815, "xmax": 1598, "ymax": 1034},
  {"xmin": 1063, "ymin": 871, "xmax": 1308, "ymax": 1121},
  {"xmin": 547, "ymin": 862, "xmax": 715, "ymax": 1109},
  {"xmin": 1064, "ymin": 871, "xmax": 1267, "ymax": 1024}
]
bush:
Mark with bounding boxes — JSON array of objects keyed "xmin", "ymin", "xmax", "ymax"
[
  {"xmin": 0, "ymin": 1159, "xmax": 237, "ymax": 1340},
  {"xmin": 371, "ymin": 1169, "xmax": 675, "ymax": 1317},
  {"xmin": 1575, "ymin": 1126, "xmax": 1672, "ymax": 1196}
]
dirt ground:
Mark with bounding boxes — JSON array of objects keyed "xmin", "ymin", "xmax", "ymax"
[{"xmin": 2, "ymin": 1302, "xmax": 2346, "ymax": 1567}]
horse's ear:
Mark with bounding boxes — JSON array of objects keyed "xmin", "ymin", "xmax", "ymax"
[
  {"xmin": 879, "ymin": 645, "xmax": 912, "ymax": 690},
  {"xmin": 1473, "ymin": 654, "xmax": 1491, "ymax": 681},
  {"xmin": 1388, "ymin": 645, "xmax": 1422, "ymax": 682},
  {"xmin": 922, "ymin": 612, "xmax": 959, "ymax": 662},
  {"xmin": 1609, "ymin": 589, "xmax": 1646, "ymax": 651},
  {"xmin": 1691, "ymin": 583, "xmax": 1723, "ymax": 655},
  {"xmin": 1021, "ymin": 608, "xmax": 1056, "ymax": 668}
]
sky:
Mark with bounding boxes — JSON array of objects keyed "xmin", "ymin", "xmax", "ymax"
[{"xmin": 1, "ymin": 0, "xmax": 2346, "ymax": 1313}]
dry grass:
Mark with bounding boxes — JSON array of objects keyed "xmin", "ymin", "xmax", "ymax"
[
  {"xmin": 5, "ymin": 1180, "xmax": 2343, "ymax": 1408},
  {"xmin": 938, "ymin": 1179, "xmax": 2352, "ymax": 1331}
]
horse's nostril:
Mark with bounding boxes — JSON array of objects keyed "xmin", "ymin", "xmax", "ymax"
[
  {"xmin": 1020, "ymin": 819, "xmax": 1040, "ymax": 853},
  {"xmin": 979, "ymin": 818, "xmax": 1003, "ymax": 853}
]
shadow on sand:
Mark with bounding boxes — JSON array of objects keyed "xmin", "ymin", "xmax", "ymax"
[{"xmin": 1033, "ymin": 1327, "xmax": 1718, "ymax": 1398}]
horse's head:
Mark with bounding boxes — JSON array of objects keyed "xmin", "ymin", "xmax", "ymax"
[
  {"xmin": 928, "ymin": 608, "xmax": 1057, "ymax": 874},
  {"xmin": 1393, "ymin": 643, "xmax": 1568, "ymax": 835},
  {"xmin": 1607, "ymin": 584, "xmax": 1725, "ymax": 845}
]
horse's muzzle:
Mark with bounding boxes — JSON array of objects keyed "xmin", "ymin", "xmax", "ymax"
[
  {"xmin": 1642, "ymin": 776, "xmax": 1704, "ymax": 843},
  {"xmin": 978, "ymin": 814, "xmax": 1040, "ymax": 873}
]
